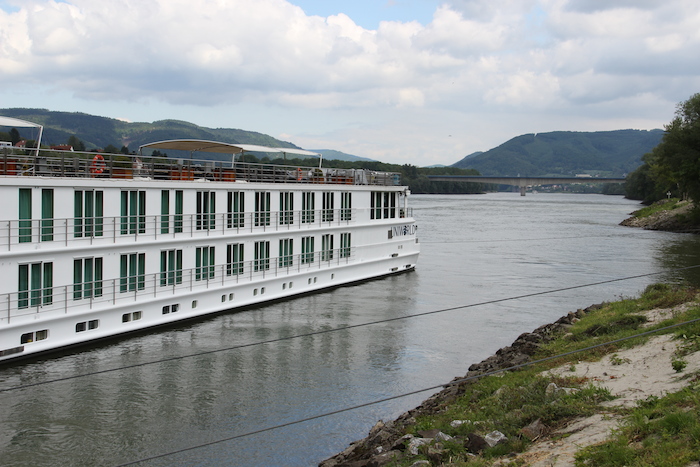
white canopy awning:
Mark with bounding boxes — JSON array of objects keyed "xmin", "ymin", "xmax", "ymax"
[
  {"xmin": 0, "ymin": 116, "xmax": 43, "ymax": 129},
  {"xmin": 139, "ymin": 139, "xmax": 320, "ymax": 157},
  {"xmin": 0, "ymin": 116, "xmax": 44, "ymax": 155}
]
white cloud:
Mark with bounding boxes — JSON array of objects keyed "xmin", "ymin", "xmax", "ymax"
[{"xmin": 0, "ymin": 0, "xmax": 699, "ymax": 165}]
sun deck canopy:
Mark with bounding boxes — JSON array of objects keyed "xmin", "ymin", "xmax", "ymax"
[
  {"xmin": 139, "ymin": 139, "xmax": 320, "ymax": 157},
  {"xmin": 0, "ymin": 116, "xmax": 43, "ymax": 155}
]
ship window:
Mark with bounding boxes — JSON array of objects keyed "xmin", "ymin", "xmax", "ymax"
[
  {"xmin": 88, "ymin": 319, "xmax": 99, "ymax": 330},
  {"xmin": 174, "ymin": 190, "xmax": 183, "ymax": 233},
  {"xmin": 74, "ymin": 190, "xmax": 104, "ymax": 238},
  {"xmin": 162, "ymin": 305, "xmax": 170, "ymax": 314},
  {"xmin": 227, "ymin": 191, "xmax": 245, "ymax": 228},
  {"xmin": 119, "ymin": 253, "xmax": 145, "ymax": 292},
  {"xmin": 76, "ymin": 322, "xmax": 86, "ymax": 332},
  {"xmin": 18, "ymin": 262, "xmax": 53, "ymax": 309},
  {"xmin": 160, "ymin": 190, "xmax": 170, "ymax": 234},
  {"xmin": 221, "ymin": 294, "xmax": 226, "ymax": 302},
  {"xmin": 254, "ymin": 241, "xmax": 270, "ymax": 272},
  {"xmin": 195, "ymin": 246, "xmax": 216, "ymax": 281},
  {"xmin": 229, "ymin": 293, "xmax": 234, "ymax": 301},
  {"xmin": 18, "ymin": 188, "xmax": 32, "ymax": 243},
  {"xmin": 301, "ymin": 236, "xmax": 314, "ymax": 264},
  {"xmin": 133, "ymin": 311, "xmax": 142, "ymax": 320},
  {"xmin": 254, "ymin": 191, "xmax": 271, "ymax": 227},
  {"xmin": 288, "ymin": 282, "xmax": 293, "ymax": 289},
  {"xmin": 196, "ymin": 191, "xmax": 216, "ymax": 230},
  {"xmin": 20, "ymin": 330, "xmax": 47, "ymax": 343},
  {"xmin": 340, "ymin": 192, "xmax": 352, "ymax": 221},
  {"xmin": 308, "ymin": 278, "xmax": 312, "ymax": 285},
  {"xmin": 172, "ymin": 304, "xmax": 179, "ymax": 313},
  {"xmin": 279, "ymin": 192, "xmax": 294, "ymax": 225},
  {"xmin": 253, "ymin": 289, "xmax": 258, "ymax": 296},
  {"xmin": 73, "ymin": 257, "xmax": 103, "ymax": 300},
  {"xmin": 122, "ymin": 313, "xmax": 131, "ymax": 322},
  {"xmin": 191, "ymin": 300, "xmax": 197, "ymax": 308},
  {"xmin": 120, "ymin": 190, "xmax": 146, "ymax": 235},
  {"xmin": 261, "ymin": 287, "xmax": 265, "ymax": 294},
  {"xmin": 302, "ymin": 192, "xmax": 315, "ymax": 224},
  {"xmin": 331, "ymin": 274, "xmax": 335, "ymax": 280},
  {"xmin": 41, "ymin": 189, "xmax": 54, "ymax": 242},
  {"xmin": 226, "ymin": 243, "xmax": 244, "ymax": 276},
  {"xmin": 321, "ymin": 234, "xmax": 333, "ymax": 261},
  {"xmin": 322, "ymin": 192, "xmax": 334, "ymax": 222},
  {"xmin": 279, "ymin": 238, "xmax": 293, "ymax": 268},
  {"xmin": 160, "ymin": 249, "xmax": 183, "ymax": 286},
  {"xmin": 282, "ymin": 283, "xmax": 286, "ymax": 290},
  {"xmin": 340, "ymin": 232, "xmax": 351, "ymax": 258}
]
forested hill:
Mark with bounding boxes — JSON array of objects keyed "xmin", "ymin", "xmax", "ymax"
[
  {"xmin": 0, "ymin": 108, "xmax": 304, "ymax": 153},
  {"xmin": 452, "ymin": 129, "xmax": 664, "ymax": 177}
]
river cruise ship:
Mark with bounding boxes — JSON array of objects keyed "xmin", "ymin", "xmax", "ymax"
[{"xmin": 0, "ymin": 117, "xmax": 420, "ymax": 363}]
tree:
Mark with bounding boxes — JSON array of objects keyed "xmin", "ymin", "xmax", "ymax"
[
  {"xmin": 9, "ymin": 128, "xmax": 20, "ymax": 145},
  {"xmin": 647, "ymin": 93, "xmax": 700, "ymax": 202},
  {"xmin": 67, "ymin": 135, "xmax": 86, "ymax": 152}
]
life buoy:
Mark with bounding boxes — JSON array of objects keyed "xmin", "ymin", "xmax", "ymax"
[
  {"xmin": 297, "ymin": 167, "xmax": 302, "ymax": 181},
  {"xmin": 90, "ymin": 154, "xmax": 106, "ymax": 175}
]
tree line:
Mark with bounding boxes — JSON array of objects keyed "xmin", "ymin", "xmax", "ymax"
[{"xmin": 625, "ymin": 93, "xmax": 700, "ymax": 209}]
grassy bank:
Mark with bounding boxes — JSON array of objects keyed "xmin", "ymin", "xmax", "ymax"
[{"xmin": 381, "ymin": 284, "xmax": 700, "ymax": 466}]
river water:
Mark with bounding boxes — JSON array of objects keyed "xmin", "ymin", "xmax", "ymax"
[{"xmin": 2, "ymin": 193, "xmax": 700, "ymax": 467}]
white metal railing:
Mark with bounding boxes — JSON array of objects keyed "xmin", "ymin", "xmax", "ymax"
[
  {"xmin": 0, "ymin": 148, "xmax": 401, "ymax": 186},
  {"xmin": 0, "ymin": 208, "xmax": 379, "ymax": 251},
  {"xmin": 0, "ymin": 249, "xmax": 356, "ymax": 324}
]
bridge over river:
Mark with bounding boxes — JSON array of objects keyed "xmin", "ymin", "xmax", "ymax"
[{"xmin": 426, "ymin": 175, "xmax": 626, "ymax": 196}]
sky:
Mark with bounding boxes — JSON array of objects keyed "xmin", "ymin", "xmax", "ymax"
[{"xmin": 0, "ymin": 0, "xmax": 699, "ymax": 166}]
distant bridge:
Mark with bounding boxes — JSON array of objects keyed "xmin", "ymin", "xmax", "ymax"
[{"xmin": 426, "ymin": 175, "xmax": 626, "ymax": 196}]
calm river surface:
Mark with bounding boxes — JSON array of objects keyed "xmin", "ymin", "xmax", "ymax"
[{"xmin": 3, "ymin": 193, "xmax": 700, "ymax": 467}]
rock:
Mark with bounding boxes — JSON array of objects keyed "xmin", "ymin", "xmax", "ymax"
[
  {"xmin": 484, "ymin": 430, "xmax": 508, "ymax": 447},
  {"xmin": 407, "ymin": 438, "xmax": 432, "ymax": 455},
  {"xmin": 434, "ymin": 431, "xmax": 453, "ymax": 442},
  {"xmin": 366, "ymin": 450, "xmax": 402, "ymax": 467},
  {"xmin": 407, "ymin": 461, "xmax": 430, "ymax": 467},
  {"xmin": 546, "ymin": 382, "xmax": 580, "ymax": 396},
  {"xmin": 520, "ymin": 418, "xmax": 548, "ymax": 440},
  {"xmin": 416, "ymin": 429, "xmax": 441, "ymax": 439},
  {"xmin": 465, "ymin": 433, "xmax": 489, "ymax": 453}
]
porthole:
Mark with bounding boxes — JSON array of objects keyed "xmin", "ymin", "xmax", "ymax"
[
  {"xmin": 221, "ymin": 295, "xmax": 226, "ymax": 302},
  {"xmin": 261, "ymin": 287, "xmax": 265, "ymax": 294},
  {"xmin": 229, "ymin": 293, "xmax": 234, "ymax": 301},
  {"xmin": 253, "ymin": 289, "xmax": 258, "ymax": 296},
  {"xmin": 282, "ymin": 283, "xmax": 287, "ymax": 290},
  {"xmin": 192, "ymin": 300, "xmax": 198, "ymax": 308}
]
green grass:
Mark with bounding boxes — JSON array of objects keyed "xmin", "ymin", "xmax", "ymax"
[
  {"xmin": 388, "ymin": 284, "xmax": 700, "ymax": 466},
  {"xmin": 632, "ymin": 198, "xmax": 686, "ymax": 218}
]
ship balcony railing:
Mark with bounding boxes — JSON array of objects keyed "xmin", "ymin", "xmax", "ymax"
[
  {"xmin": 0, "ymin": 208, "xmax": 374, "ymax": 251},
  {"xmin": 0, "ymin": 148, "xmax": 401, "ymax": 186},
  {"xmin": 0, "ymin": 248, "xmax": 355, "ymax": 324}
]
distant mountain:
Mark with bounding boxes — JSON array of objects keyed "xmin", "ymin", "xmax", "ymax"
[
  {"xmin": 452, "ymin": 130, "xmax": 664, "ymax": 177},
  {"xmin": 0, "ymin": 108, "xmax": 306, "ymax": 155},
  {"xmin": 312, "ymin": 149, "xmax": 375, "ymax": 162}
]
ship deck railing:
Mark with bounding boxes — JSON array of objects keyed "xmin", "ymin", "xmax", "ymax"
[
  {"xmin": 0, "ymin": 147, "xmax": 401, "ymax": 186},
  {"xmin": 0, "ymin": 248, "xmax": 357, "ymax": 324},
  {"xmin": 0, "ymin": 207, "xmax": 412, "ymax": 252}
]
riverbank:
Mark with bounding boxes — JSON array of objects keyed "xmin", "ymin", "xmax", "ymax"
[
  {"xmin": 320, "ymin": 284, "xmax": 700, "ymax": 466},
  {"xmin": 620, "ymin": 198, "xmax": 700, "ymax": 233}
]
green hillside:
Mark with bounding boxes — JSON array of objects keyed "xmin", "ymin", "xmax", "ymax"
[
  {"xmin": 0, "ymin": 108, "xmax": 302, "ymax": 153},
  {"xmin": 452, "ymin": 129, "xmax": 664, "ymax": 177}
]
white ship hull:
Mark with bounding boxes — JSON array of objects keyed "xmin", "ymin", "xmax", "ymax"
[{"xmin": 0, "ymin": 137, "xmax": 419, "ymax": 363}]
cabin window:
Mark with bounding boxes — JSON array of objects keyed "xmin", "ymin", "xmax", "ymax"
[
  {"xmin": 254, "ymin": 191, "xmax": 271, "ymax": 227},
  {"xmin": 122, "ymin": 312, "xmax": 142, "ymax": 322},
  {"xmin": 174, "ymin": 190, "xmax": 183, "ymax": 233},
  {"xmin": 254, "ymin": 240, "xmax": 270, "ymax": 272},
  {"xmin": 21, "ymin": 330, "xmax": 48, "ymax": 344},
  {"xmin": 370, "ymin": 191, "xmax": 396, "ymax": 219},
  {"xmin": 18, "ymin": 262, "xmax": 53, "ymax": 308},
  {"xmin": 75, "ymin": 190, "xmax": 104, "ymax": 238},
  {"xmin": 41, "ymin": 189, "xmax": 54, "ymax": 241},
  {"xmin": 75, "ymin": 320, "xmax": 99, "ymax": 332},
  {"xmin": 321, "ymin": 234, "xmax": 334, "ymax": 261},
  {"xmin": 322, "ymin": 192, "xmax": 334, "ymax": 222},
  {"xmin": 227, "ymin": 191, "xmax": 245, "ymax": 228},
  {"xmin": 340, "ymin": 192, "xmax": 352, "ymax": 221},
  {"xmin": 196, "ymin": 191, "xmax": 216, "ymax": 230},
  {"xmin": 226, "ymin": 243, "xmax": 244, "ymax": 276},
  {"xmin": 73, "ymin": 257, "xmax": 103, "ymax": 300},
  {"xmin": 279, "ymin": 238, "xmax": 293, "ymax": 268},
  {"xmin": 301, "ymin": 236, "xmax": 314, "ymax": 264},
  {"xmin": 120, "ymin": 190, "xmax": 146, "ymax": 234},
  {"xmin": 280, "ymin": 192, "xmax": 294, "ymax": 225},
  {"xmin": 195, "ymin": 246, "xmax": 216, "ymax": 281},
  {"xmin": 120, "ymin": 253, "xmax": 145, "ymax": 292},
  {"xmin": 160, "ymin": 190, "xmax": 170, "ymax": 234},
  {"xmin": 160, "ymin": 249, "xmax": 183, "ymax": 286},
  {"xmin": 302, "ymin": 192, "xmax": 315, "ymax": 223},
  {"xmin": 18, "ymin": 188, "xmax": 32, "ymax": 243},
  {"xmin": 340, "ymin": 232, "xmax": 351, "ymax": 258}
]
